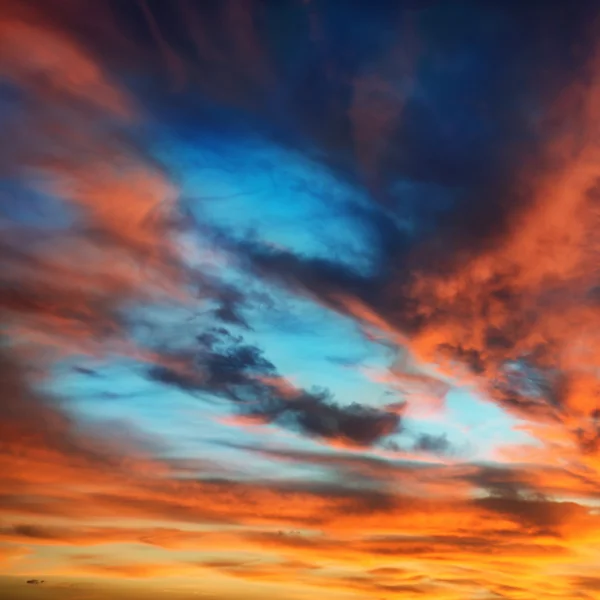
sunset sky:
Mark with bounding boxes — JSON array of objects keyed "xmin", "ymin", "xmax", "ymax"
[{"xmin": 4, "ymin": 1, "xmax": 600, "ymax": 598}]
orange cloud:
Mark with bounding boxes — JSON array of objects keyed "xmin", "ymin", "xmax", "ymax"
[{"xmin": 0, "ymin": 1, "xmax": 188, "ymax": 370}]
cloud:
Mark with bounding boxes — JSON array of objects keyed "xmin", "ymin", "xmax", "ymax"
[
  {"xmin": 0, "ymin": 543, "xmax": 30, "ymax": 565},
  {"xmin": 148, "ymin": 326, "xmax": 401, "ymax": 447},
  {"xmin": 412, "ymin": 433, "xmax": 452, "ymax": 455},
  {"xmin": 0, "ymin": 1, "xmax": 188, "ymax": 374}
]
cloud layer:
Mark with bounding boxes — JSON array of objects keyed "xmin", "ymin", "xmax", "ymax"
[{"xmin": 3, "ymin": 1, "xmax": 600, "ymax": 599}]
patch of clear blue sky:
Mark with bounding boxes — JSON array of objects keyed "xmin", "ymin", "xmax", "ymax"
[{"xmin": 159, "ymin": 131, "xmax": 377, "ymax": 274}]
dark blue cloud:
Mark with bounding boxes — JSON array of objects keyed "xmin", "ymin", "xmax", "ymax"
[{"xmin": 148, "ymin": 326, "xmax": 401, "ymax": 447}]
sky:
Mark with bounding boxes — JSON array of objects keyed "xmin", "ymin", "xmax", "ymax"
[{"xmin": 3, "ymin": 0, "xmax": 600, "ymax": 598}]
